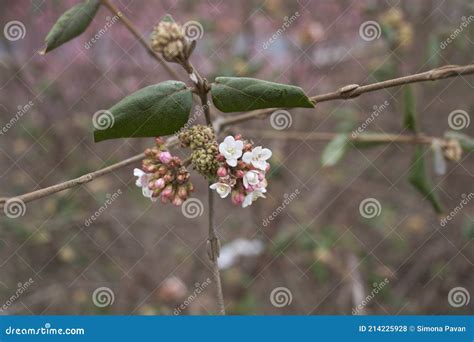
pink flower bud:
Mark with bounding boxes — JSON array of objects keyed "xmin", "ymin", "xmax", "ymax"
[
  {"xmin": 155, "ymin": 137, "xmax": 165, "ymax": 146},
  {"xmin": 217, "ymin": 154, "xmax": 225, "ymax": 162},
  {"xmin": 177, "ymin": 186, "xmax": 188, "ymax": 199},
  {"xmin": 217, "ymin": 166, "xmax": 227, "ymax": 177},
  {"xmin": 258, "ymin": 172, "xmax": 264, "ymax": 181},
  {"xmin": 158, "ymin": 151, "xmax": 172, "ymax": 164},
  {"xmin": 231, "ymin": 191, "xmax": 244, "ymax": 205},
  {"xmin": 265, "ymin": 163, "xmax": 270, "ymax": 172},
  {"xmin": 161, "ymin": 185, "xmax": 173, "ymax": 198},
  {"xmin": 235, "ymin": 170, "xmax": 245, "ymax": 178},
  {"xmin": 172, "ymin": 196, "xmax": 183, "ymax": 206},
  {"xmin": 155, "ymin": 178, "xmax": 165, "ymax": 189},
  {"xmin": 234, "ymin": 134, "xmax": 242, "ymax": 140}
]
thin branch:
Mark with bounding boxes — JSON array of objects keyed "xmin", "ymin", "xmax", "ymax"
[
  {"xmin": 100, "ymin": 0, "xmax": 180, "ymax": 80},
  {"xmin": 218, "ymin": 64, "xmax": 474, "ymax": 128},
  {"xmin": 244, "ymin": 130, "xmax": 436, "ymax": 144},
  {"xmin": 207, "ymin": 187, "xmax": 226, "ymax": 315}
]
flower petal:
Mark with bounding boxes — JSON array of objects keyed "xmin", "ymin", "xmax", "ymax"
[{"xmin": 226, "ymin": 158, "xmax": 237, "ymax": 167}]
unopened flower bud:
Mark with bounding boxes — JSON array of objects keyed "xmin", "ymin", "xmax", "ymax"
[
  {"xmin": 159, "ymin": 151, "xmax": 172, "ymax": 164},
  {"xmin": 161, "ymin": 185, "xmax": 173, "ymax": 198},
  {"xmin": 172, "ymin": 196, "xmax": 183, "ymax": 206},
  {"xmin": 155, "ymin": 178, "xmax": 165, "ymax": 189},
  {"xmin": 155, "ymin": 137, "xmax": 165, "ymax": 146},
  {"xmin": 231, "ymin": 190, "xmax": 245, "ymax": 205},
  {"xmin": 217, "ymin": 166, "xmax": 227, "ymax": 177}
]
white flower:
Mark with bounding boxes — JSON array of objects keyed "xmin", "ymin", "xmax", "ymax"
[
  {"xmin": 210, "ymin": 182, "xmax": 232, "ymax": 198},
  {"xmin": 134, "ymin": 168, "xmax": 155, "ymax": 200},
  {"xmin": 219, "ymin": 136, "xmax": 243, "ymax": 167},
  {"xmin": 243, "ymin": 170, "xmax": 261, "ymax": 189},
  {"xmin": 242, "ymin": 189, "xmax": 266, "ymax": 208},
  {"xmin": 242, "ymin": 146, "xmax": 272, "ymax": 171}
]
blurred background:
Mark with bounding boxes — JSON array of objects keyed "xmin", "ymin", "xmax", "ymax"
[{"xmin": 0, "ymin": 0, "xmax": 472, "ymax": 315}]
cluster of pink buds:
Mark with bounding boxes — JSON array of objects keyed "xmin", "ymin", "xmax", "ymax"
[
  {"xmin": 210, "ymin": 135, "xmax": 272, "ymax": 208},
  {"xmin": 134, "ymin": 138, "xmax": 193, "ymax": 206}
]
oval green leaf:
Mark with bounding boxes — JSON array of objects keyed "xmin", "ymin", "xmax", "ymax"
[
  {"xmin": 211, "ymin": 77, "xmax": 314, "ymax": 113},
  {"xmin": 94, "ymin": 81, "xmax": 192, "ymax": 142},
  {"xmin": 40, "ymin": 0, "xmax": 101, "ymax": 54}
]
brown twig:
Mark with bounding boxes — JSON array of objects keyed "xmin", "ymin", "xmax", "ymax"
[
  {"xmin": 244, "ymin": 130, "xmax": 436, "ymax": 144},
  {"xmin": 100, "ymin": 0, "xmax": 180, "ymax": 80}
]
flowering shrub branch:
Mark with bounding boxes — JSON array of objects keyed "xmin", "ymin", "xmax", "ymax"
[{"xmin": 1, "ymin": 0, "xmax": 473, "ymax": 315}]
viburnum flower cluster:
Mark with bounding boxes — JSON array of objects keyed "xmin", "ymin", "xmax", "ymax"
[
  {"xmin": 134, "ymin": 138, "xmax": 193, "ymax": 205},
  {"xmin": 210, "ymin": 135, "xmax": 272, "ymax": 208}
]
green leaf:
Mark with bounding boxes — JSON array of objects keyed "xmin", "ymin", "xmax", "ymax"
[
  {"xmin": 403, "ymin": 86, "xmax": 417, "ymax": 133},
  {"xmin": 94, "ymin": 81, "xmax": 192, "ymax": 142},
  {"xmin": 444, "ymin": 131, "xmax": 474, "ymax": 152},
  {"xmin": 321, "ymin": 134, "xmax": 349, "ymax": 167},
  {"xmin": 211, "ymin": 77, "xmax": 314, "ymax": 113},
  {"xmin": 40, "ymin": 0, "xmax": 101, "ymax": 54},
  {"xmin": 408, "ymin": 146, "xmax": 443, "ymax": 213}
]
